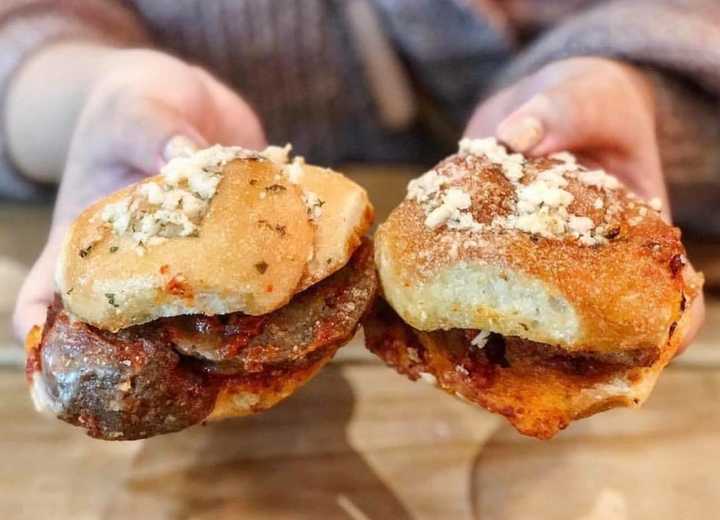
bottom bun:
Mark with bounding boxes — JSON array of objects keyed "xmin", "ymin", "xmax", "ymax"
[
  {"xmin": 209, "ymin": 345, "xmax": 337, "ymax": 420},
  {"xmin": 364, "ymin": 299, "xmax": 689, "ymax": 439}
]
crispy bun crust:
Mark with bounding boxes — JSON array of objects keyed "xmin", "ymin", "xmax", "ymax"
[
  {"xmin": 57, "ymin": 154, "xmax": 372, "ymax": 331},
  {"xmin": 376, "ymin": 152, "xmax": 692, "ymax": 356},
  {"xmin": 364, "ymin": 293, "xmax": 696, "ymax": 439},
  {"xmin": 209, "ymin": 344, "xmax": 337, "ymax": 420},
  {"xmin": 294, "ymin": 164, "xmax": 374, "ymax": 290}
]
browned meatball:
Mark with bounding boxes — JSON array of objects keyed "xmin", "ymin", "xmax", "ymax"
[{"xmin": 39, "ymin": 301, "xmax": 219, "ymax": 440}]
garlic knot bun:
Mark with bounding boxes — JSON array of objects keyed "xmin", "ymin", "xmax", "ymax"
[{"xmin": 57, "ymin": 145, "xmax": 373, "ymax": 331}]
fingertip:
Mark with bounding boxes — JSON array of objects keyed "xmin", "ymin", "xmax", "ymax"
[
  {"xmin": 12, "ymin": 301, "xmax": 47, "ymax": 344},
  {"xmin": 497, "ymin": 115, "xmax": 544, "ymax": 153},
  {"xmin": 162, "ymin": 134, "xmax": 202, "ymax": 162},
  {"xmin": 496, "ymin": 94, "xmax": 553, "ymax": 153}
]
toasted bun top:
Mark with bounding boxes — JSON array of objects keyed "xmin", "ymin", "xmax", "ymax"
[
  {"xmin": 57, "ymin": 145, "xmax": 373, "ymax": 331},
  {"xmin": 376, "ymin": 138, "xmax": 702, "ymax": 355}
]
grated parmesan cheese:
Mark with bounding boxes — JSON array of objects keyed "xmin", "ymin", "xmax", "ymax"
[
  {"xmin": 459, "ymin": 137, "xmax": 525, "ymax": 181},
  {"xmin": 425, "ymin": 188, "xmax": 471, "ymax": 229},
  {"xmin": 261, "ymin": 144, "xmax": 292, "ymax": 164},
  {"xmin": 407, "ymin": 169, "xmax": 448, "ymax": 204},
  {"xmin": 303, "ymin": 190, "xmax": 324, "ymax": 220},
  {"xmin": 101, "ymin": 145, "xmax": 264, "ymax": 248},
  {"xmin": 568, "ymin": 215, "xmax": 594, "ymax": 234},
  {"xmin": 100, "ymin": 144, "xmax": 328, "ymax": 249},
  {"xmin": 261, "ymin": 144, "xmax": 324, "ymax": 219},
  {"xmin": 577, "ymin": 169, "xmax": 620, "ymax": 190},
  {"xmin": 455, "ymin": 365, "xmax": 469, "ymax": 376},
  {"xmin": 407, "ymin": 139, "xmax": 628, "ymax": 247},
  {"xmin": 101, "ymin": 197, "xmax": 132, "ymax": 235},
  {"xmin": 470, "ymin": 330, "xmax": 491, "ymax": 349},
  {"xmin": 285, "ymin": 157, "xmax": 305, "ymax": 184},
  {"xmin": 419, "ymin": 372, "xmax": 438, "ymax": 385}
]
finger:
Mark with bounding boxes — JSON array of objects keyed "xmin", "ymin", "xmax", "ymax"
[
  {"xmin": 12, "ymin": 226, "xmax": 67, "ymax": 341},
  {"xmin": 495, "ymin": 87, "xmax": 617, "ymax": 155},
  {"xmin": 494, "ymin": 80, "xmax": 670, "ymax": 217},
  {"xmin": 464, "ymin": 85, "xmax": 525, "ymax": 139},
  {"xmin": 75, "ymin": 92, "xmax": 208, "ymax": 177},
  {"xmin": 194, "ymin": 68, "xmax": 267, "ymax": 149},
  {"xmin": 495, "ymin": 69, "xmax": 654, "ymax": 157},
  {"xmin": 55, "ymin": 102, "xmax": 208, "ymax": 218}
]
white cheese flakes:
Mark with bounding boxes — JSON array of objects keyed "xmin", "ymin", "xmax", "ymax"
[
  {"xmin": 139, "ymin": 182, "xmax": 164, "ymax": 205},
  {"xmin": 577, "ymin": 169, "xmax": 620, "ymax": 190},
  {"xmin": 455, "ymin": 365, "xmax": 470, "ymax": 376},
  {"xmin": 101, "ymin": 197, "xmax": 132, "ymax": 235},
  {"xmin": 419, "ymin": 372, "xmax": 438, "ymax": 385},
  {"xmin": 568, "ymin": 215, "xmax": 594, "ymax": 235},
  {"xmin": 303, "ymin": 190, "xmax": 324, "ymax": 220},
  {"xmin": 470, "ymin": 330, "xmax": 491, "ymax": 349},
  {"xmin": 459, "ymin": 137, "xmax": 525, "ymax": 181},
  {"xmin": 285, "ymin": 158, "xmax": 305, "ymax": 184},
  {"xmin": 407, "ymin": 169, "xmax": 448, "ymax": 203},
  {"xmin": 261, "ymin": 144, "xmax": 292, "ymax": 164},
  {"xmin": 407, "ymin": 140, "xmax": 631, "ymax": 247},
  {"xmin": 103, "ymin": 145, "xmax": 263, "ymax": 247}
]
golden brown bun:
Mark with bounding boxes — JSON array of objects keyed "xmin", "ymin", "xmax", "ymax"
[
  {"xmin": 376, "ymin": 140, "xmax": 693, "ymax": 356},
  {"xmin": 56, "ymin": 148, "xmax": 373, "ymax": 331},
  {"xmin": 209, "ymin": 344, "xmax": 337, "ymax": 420},
  {"xmin": 293, "ymin": 164, "xmax": 374, "ymax": 290},
  {"xmin": 364, "ymin": 289, "xmax": 697, "ymax": 439}
]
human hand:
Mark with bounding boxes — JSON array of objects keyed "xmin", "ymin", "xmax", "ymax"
[
  {"xmin": 465, "ymin": 57, "xmax": 704, "ymax": 353},
  {"xmin": 13, "ymin": 47, "xmax": 266, "ymax": 339}
]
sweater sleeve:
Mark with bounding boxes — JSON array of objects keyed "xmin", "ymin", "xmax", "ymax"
[
  {"xmin": 0, "ymin": 0, "xmax": 150, "ymax": 201},
  {"xmin": 490, "ymin": 0, "xmax": 720, "ymax": 234}
]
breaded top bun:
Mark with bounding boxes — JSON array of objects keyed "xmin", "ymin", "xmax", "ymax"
[
  {"xmin": 57, "ymin": 145, "xmax": 373, "ymax": 331},
  {"xmin": 376, "ymin": 138, "xmax": 701, "ymax": 357}
]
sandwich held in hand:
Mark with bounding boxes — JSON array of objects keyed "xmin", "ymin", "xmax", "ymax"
[
  {"xmin": 365, "ymin": 138, "xmax": 703, "ymax": 439},
  {"xmin": 25, "ymin": 144, "xmax": 376, "ymax": 440}
]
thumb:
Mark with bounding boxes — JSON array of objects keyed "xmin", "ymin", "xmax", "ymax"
[
  {"xmin": 495, "ymin": 89, "xmax": 610, "ymax": 156},
  {"xmin": 193, "ymin": 68, "xmax": 267, "ymax": 149},
  {"xmin": 495, "ymin": 69, "xmax": 655, "ymax": 159},
  {"xmin": 56, "ymin": 101, "xmax": 209, "ymax": 218},
  {"xmin": 495, "ymin": 85, "xmax": 667, "ymax": 212}
]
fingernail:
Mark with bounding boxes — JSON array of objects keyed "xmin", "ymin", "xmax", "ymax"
[
  {"xmin": 163, "ymin": 135, "xmax": 199, "ymax": 161},
  {"xmin": 497, "ymin": 116, "xmax": 544, "ymax": 153}
]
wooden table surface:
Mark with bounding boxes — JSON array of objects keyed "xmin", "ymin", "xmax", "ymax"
[{"xmin": 1, "ymin": 166, "xmax": 719, "ymax": 520}]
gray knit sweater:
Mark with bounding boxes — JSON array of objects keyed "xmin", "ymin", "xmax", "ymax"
[{"xmin": 1, "ymin": 0, "xmax": 719, "ymax": 234}]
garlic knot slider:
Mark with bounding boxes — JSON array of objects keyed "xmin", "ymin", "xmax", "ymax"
[
  {"xmin": 365, "ymin": 138, "xmax": 703, "ymax": 439},
  {"xmin": 26, "ymin": 144, "xmax": 376, "ymax": 440}
]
